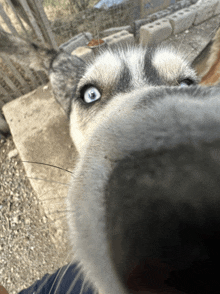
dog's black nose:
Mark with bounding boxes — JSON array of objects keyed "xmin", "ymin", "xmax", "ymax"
[{"xmin": 105, "ymin": 142, "xmax": 220, "ymax": 293}]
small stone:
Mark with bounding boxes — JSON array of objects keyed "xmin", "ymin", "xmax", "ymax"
[
  {"xmin": 8, "ymin": 149, "xmax": 18, "ymax": 159},
  {"xmin": 43, "ymin": 85, "xmax": 49, "ymax": 91},
  {"xmin": 0, "ymin": 134, "xmax": 6, "ymax": 141},
  {"xmin": 25, "ymin": 218, "xmax": 31, "ymax": 226},
  {"xmin": 42, "ymin": 216, "xmax": 47, "ymax": 224},
  {"xmin": 11, "ymin": 216, "xmax": 18, "ymax": 224}
]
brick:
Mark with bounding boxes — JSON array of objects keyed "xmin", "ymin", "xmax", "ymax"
[
  {"xmin": 60, "ymin": 32, "xmax": 93, "ymax": 54},
  {"xmin": 193, "ymin": 1, "xmax": 218, "ymax": 25},
  {"xmin": 168, "ymin": 7, "xmax": 196, "ymax": 34},
  {"xmin": 134, "ymin": 19, "xmax": 150, "ymax": 36},
  {"xmin": 140, "ymin": 18, "xmax": 172, "ymax": 46},
  {"xmin": 103, "ymin": 30, "xmax": 134, "ymax": 48},
  {"xmin": 71, "ymin": 46, "xmax": 93, "ymax": 61},
  {"xmin": 100, "ymin": 25, "xmax": 132, "ymax": 37}
]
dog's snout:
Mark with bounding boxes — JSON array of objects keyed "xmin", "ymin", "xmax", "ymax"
[{"xmin": 105, "ymin": 142, "xmax": 220, "ymax": 293}]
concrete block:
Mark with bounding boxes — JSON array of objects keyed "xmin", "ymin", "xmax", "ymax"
[
  {"xmin": 134, "ymin": 18, "xmax": 151, "ymax": 36},
  {"xmin": 168, "ymin": 7, "xmax": 196, "ymax": 34},
  {"xmin": 193, "ymin": 1, "xmax": 218, "ymax": 25},
  {"xmin": 170, "ymin": 0, "xmax": 191, "ymax": 12},
  {"xmin": 100, "ymin": 25, "xmax": 132, "ymax": 37},
  {"xmin": 59, "ymin": 32, "xmax": 93, "ymax": 54},
  {"xmin": 153, "ymin": 9, "xmax": 170, "ymax": 19},
  {"xmin": 103, "ymin": 30, "xmax": 134, "ymax": 48},
  {"xmin": 2, "ymin": 84, "xmax": 77, "ymax": 247},
  {"xmin": 140, "ymin": 18, "xmax": 172, "ymax": 46},
  {"xmin": 72, "ymin": 46, "xmax": 94, "ymax": 61}
]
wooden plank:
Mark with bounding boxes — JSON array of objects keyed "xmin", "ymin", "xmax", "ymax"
[
  {"xmin": 24, "ymin": 67, "xmax": 40, "ymax": 89},
  {"xmin": 18, "ymin": 0, "xmax": 44, "ymax": 42},
  {"xmin": 31, "ymin": 0, "xmax": 58, "ymax": 49},
  {"xmin": 1, "ymin": 55, "xmax": 31, "ymax": 92},
  {"xmin": 2, "ymin": 93, "xmax": 15, "ymax": 103},
  {"xmin": 0, "ymin": 2, "xmax": 19, "ymax": 36},
  {"xmin": 5, "ymin": 0, "xmax": 29, "ymax": 38},
  {"xmin": 0, "ymin": 83, "xmax": 9, "ymax": 97},
  {"xmin": 35, "ymin": 70, "xmax": 48, "ymax": 85},
  {"xmin": 0, "ymin": 70, "xmax": 22, "ymax": 97}
]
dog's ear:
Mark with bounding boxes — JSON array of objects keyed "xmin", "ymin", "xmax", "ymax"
[
  {"xmin": 191, "ymin": 40, "xmax": 213, "ymax": 76},
  {"xmin": 192, "ymin": 26, "xmax": 220, "ymax": 86},
  {"xmin": 0, "ymin": 29, "xmax": 58, "ymax": 72},
  {"xmin": 0, "ymin": 29, "xmax": 86, "ymax": 115},
  {"xmin": 49, "ymin": 52, "xmax": 86, "ymax": 116}
]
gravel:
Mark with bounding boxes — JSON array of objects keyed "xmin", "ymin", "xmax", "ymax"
[{"xmin": 0, "ymin": 137, "xmax": 67, "ymax": 294}]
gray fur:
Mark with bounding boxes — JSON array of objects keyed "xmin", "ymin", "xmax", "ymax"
[
  {"xmin": 67, "ymin": 84, "xmax": 220, "ymax": 294},
  {"xmin": 1, "ymin": 29, "xmax": 220, "ymax": 293},
  {"xmin": 66, "ymin": 49, "xmax": 220, "ymax": 293}
]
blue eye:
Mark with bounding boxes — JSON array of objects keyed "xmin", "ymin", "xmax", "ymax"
[
  {"xmin": 179, "ymin": 79, "xmax": 194, "ymax": 87},
  {"xmin": 180, "ymin": 82, "xmax": 188, "ymax": 87},
  {"xmin": 84, "ymin": 87, "xmax": 101, "ymax": 103}
]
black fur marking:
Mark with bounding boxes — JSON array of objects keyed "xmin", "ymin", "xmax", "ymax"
[
  {"xmin": 115, "ymin": 62, "xmax": 132, "ymax": 93},
  {"xmin": 144, "ymin": 48, "xmax": 164, "ymax": 86},
  {"xmin": 178, "ymin": 77, "xmax": 198, "ymax": 86}
]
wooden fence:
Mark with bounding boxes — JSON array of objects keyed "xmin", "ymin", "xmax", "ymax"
[{"xmin": 0, "ymin": 0, "xmax": 57, "ymax": 105}]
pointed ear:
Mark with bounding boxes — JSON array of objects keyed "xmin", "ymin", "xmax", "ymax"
[
  {"xmin": 191, "ymin": 40, "xmax": 213, "ymax": 77},
  {"xmin": 191, "ymin": 26, "xmax": 220, "ymax": 85},
  {"xmin": 0, "ymin": 29, "xmax": 86, "ymax": 116},
  {"xmin": 0, "ymin": 29, "xmax": 58, "ymax": 72},
  {"xmin": 49, "ymin": 52, "xmax": 86, "ymax": 116}
]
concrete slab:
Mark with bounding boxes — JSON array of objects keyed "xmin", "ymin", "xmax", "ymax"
[
  {"xmin": 140, "ymin": 18, "xmax": 172, "ymax": 46},
  {"xmin": 168, "ymin": 7, "xmax": 196, "ymax": 34},
  {"xmin": 2, "ymin": 84, "xmax": 77, "ymax": 247}
]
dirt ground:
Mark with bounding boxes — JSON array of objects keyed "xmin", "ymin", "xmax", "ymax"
[
  {"xmin": 0, "ymin": 6, "xmax": 220, "ymax": 294},
  {"xmin": 0, "ymin": 136, "xmax": 69, "ymax": 294}
]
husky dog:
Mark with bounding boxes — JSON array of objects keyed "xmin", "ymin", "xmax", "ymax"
[{"xmin": 1, "ymin": 29, "xmax": 220, "ymax": 294}]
